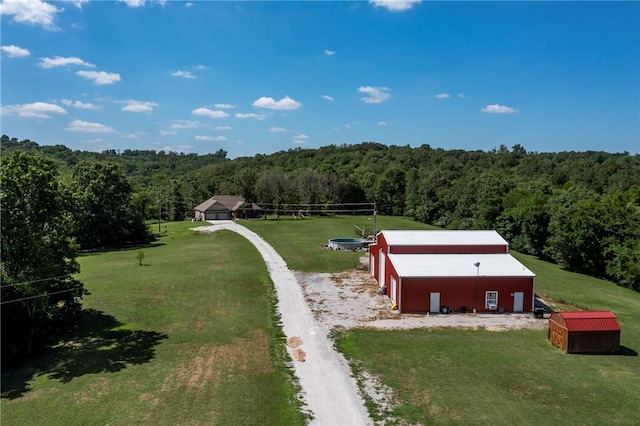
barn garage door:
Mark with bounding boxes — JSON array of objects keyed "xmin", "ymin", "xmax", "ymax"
[
  {"xmin": 390, "ymin": 276, "xmax": 397, "ymax": 304},
  {"xmin": 378, "ymin": 250, "xmax": 386, "ymax": 288}
]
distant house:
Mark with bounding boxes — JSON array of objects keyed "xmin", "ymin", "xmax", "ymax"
[
  {"xmin": 548, "ymin": 311, "xmax": 621, "ymax": 353},
  {"xmin": 369, "ymin": 230, "xmax": 535, "ymax": 314},
  {"xmin": 194, "ymin": 195, "xmax": 263, "ymax": 221}
]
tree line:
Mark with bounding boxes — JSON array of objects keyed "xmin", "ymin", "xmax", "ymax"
[
  {"xmin": 1, "ymin": 149, "xmax": 152, "ymax": 368},
  {"xmin": 2, "ymin": 136, "xmax": 639, "ymax": 367}
]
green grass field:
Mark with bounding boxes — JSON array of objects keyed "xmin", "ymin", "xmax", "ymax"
[
  {"xmin": 2, "ymin": 216, "xmax": 639, "ymax": 425},
  {"xmin": 1, "ymin": 222, "xmax": 304, "ymax": 425},
  {"xmin": 250, "ymin": 215, "xmax": 640, "ymax": 425},
  {"xmin": 242, "ymin": 214, "xmax": 436, "ymax": 272}
]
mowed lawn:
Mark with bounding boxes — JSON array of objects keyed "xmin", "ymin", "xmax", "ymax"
[
  {"xmin": 242, "ymin": 214, "xmax": 437, "ymax": 272},
  {"xmin": 1, "ymin": 222, "xmax": 304, "ymax": 425},
  {"xmin": 247, "ymin": 215, "xmax": 640, "ymax": 425}
]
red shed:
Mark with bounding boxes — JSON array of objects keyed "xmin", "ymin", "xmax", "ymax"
[
  {"xmin": 548, "ymin": 311, "xmax": 621, "ymax": 353},
  {"xmin": 369, "ymin": 230, "xmax": 510, "ymax": 290},
  {"xmin": 383, "ymin": 253, "xmax": 535, "ymax": 314}
]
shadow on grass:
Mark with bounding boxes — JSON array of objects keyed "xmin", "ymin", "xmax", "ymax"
[
  {"xmin": 1, "ymin": 309, "xmax": 167, "ymax": 400},
  {"xmin": 618, "ymin": 346, "xmax": 638, "ymax": 356},
  {"xmin": 77, "ymin": 242, "xmax": 166, "ymax": 257}
]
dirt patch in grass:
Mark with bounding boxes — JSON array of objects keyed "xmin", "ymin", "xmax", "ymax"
[
  {"xmin": 175, "ymin": 329, "xmax": 275, "ymax": 391},
  {"xmin": 77, "ymin": 377, "xmax": 110, "ymax": 403}
]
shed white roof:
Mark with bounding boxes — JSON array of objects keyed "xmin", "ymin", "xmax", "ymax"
[
  {"xmin": 380, "ymin": 230, "xmax": 508, "ymax": 247},
  {"xmin": 387, "ymin": 254, "xmax": 535, "ymax": 278}
]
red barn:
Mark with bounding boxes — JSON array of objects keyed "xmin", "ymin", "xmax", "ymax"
[
  {"xmin": 369, "ymin": 230, "xmax": 508, "ymax": 284},
  {"xmin": 368, "ymin": 230, "xmax": 535, "ymax": 314},
  {"xmin": 548, "ymin": 311, "xmax": 621, "ymax": 353}
]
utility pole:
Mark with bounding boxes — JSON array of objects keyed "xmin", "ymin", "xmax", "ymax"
[
  {"xmin": 373, "ymin": 202, "xmax": 377, "ymax": 240},
  {"xmin": 474, "ymin": 262, "xmax": 481, "ymax": 313}
]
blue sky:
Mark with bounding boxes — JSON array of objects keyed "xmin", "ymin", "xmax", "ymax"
[{"xmin": 1, "ymin": 0, "xmax": 638, "ymax": 158}]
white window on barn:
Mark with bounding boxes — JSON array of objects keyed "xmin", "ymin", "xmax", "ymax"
[{"xmin": 485, "ymin": 291, "xmax": 498, "ymax": 310}]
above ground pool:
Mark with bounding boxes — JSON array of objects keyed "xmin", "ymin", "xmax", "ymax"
[{"xmin": 328, "ymin": 238, "xmax": 367, "ymax": 250}]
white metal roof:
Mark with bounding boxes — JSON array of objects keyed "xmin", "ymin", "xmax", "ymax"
[
  {"xmin": 380, "ymin": 230, "xmax": 508, "ymax": 246},
  {"xmin": 387, "ymin": 253, "xmax": 535, "ymax": 278}
]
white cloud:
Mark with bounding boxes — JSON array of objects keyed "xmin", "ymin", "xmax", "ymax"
[
  {"xmin": 39, "ymin": 56, "xmax": 95, "ymax": 68},
  {"xmin": 61, "ymin": 99, "xmax": 99, "ymax": 110},
  {"xmin": 0, "ymin": 0, "xmax": 63, "ymax": 30},
  {"xmin": 159, "ymin": 130, "xmax": 177, "ymax": 135},
  {"xmin": 215, "ymin": 126, "xmax": 233, "ymax": 130},
  {"xmin": 65, "ymin": 119, "xmax": 117, "ymax": 133},
  {"xmin": 293, "ymin": 134, "xmax": 309, "ymax": 145},
  {"xmin": 195, "ymin": 135, "xmax": 226, "ymax": 142},
  {"xmin": 358, "ymin": 86, "xmax": 391, "ymax": 104},
  {"xmin": 435, "ymin": 93, "xmax": 450, "ymax": 99},
  {"xmin": 214, "ymin": 103, "xmax": 235, "ymax": 109},
  {"xmin": 369, "ymin": 0, "xmax": 421, "ymax": 12},
  {"xmin": 192, "ymin": 107, "xmax": 230, "ymax": 118},
  {"xmin": 64, "ymin": 0, "xmax": 90, "ymax": 9},
  {"xmin": 170, "ymin": 120, "xmax": 198, "ymax": 129},
  {"xmin": 252, "ymin": 96, "xmax": 302, "ymax": 110},
  {"xmin": 76, "ymin": 70, "xmax": 121, "ymax": 85},
  {"xmin": 171, "ymin": 70, "xmax": 196, "ymax": 79},
  {"xmin": 83, "ymin": 138, "xmax": 104, "ymax": 144},
  {"xmin": 121, "ymin": 99, "xmax": 159, "ymax": 112},
  {"xmin": 235, "ymin": 113, "xmax": 266, "ymax": 120},
  {"xmin": 1, "ymin": 45, "xmax": 30, "ymax": 58},
  {"xmin": 321, "ymin": 95, "xmax": 334, "ymax": 101},
  {"xmin": 1, "ymin": 102, "xmax": 67, "ymax": 118},
  {"xmin": 324, "ymin": 49, "xmax": 335, "ymax": 56},
  {"xmin": 195, "ymin": 64, "xmax": 207, "ymax": 70},
  {"xmin": 458, "ymin": 93, "xmax": 465, "ymax": 98},
  {"xmin": 119, "ymin": 0, "xmax": 145, "ymax": 7},
  {"xmin": 377, "ymin": 121, "xmax": 388, "ymax": 126},
  {"xmin": 481, "ymin": 104, "xmax": 518, "ymax": 114},
  {"xmin": 122, "ymin": 131, "xmax": 147, "ymax": 139},
  {"xmin": 269, "ymin": 127, "xmax": 290, "ymax": 133},
  {"xmin": 185, "ymin": 2, "xmax": 194, "ymax": 7}
]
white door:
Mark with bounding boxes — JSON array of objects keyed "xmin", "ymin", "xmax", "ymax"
[
  {"xmin": 390, "ymin": 276, "xmax": 397, "ymax": 304},
  {"xmin": 513, "ymin": 292, "xmax": 524, "ymax": 312},
  {"xmin": 430, "ymin": 292, "xmax": 440, "ymax": 313},
  {"xmin": 370, "ymin": 254, "xmax": 375, "ymax": 276},
  {"xmin": 378, "ymin": 250, "xmax": 386, "ymax": 288}
]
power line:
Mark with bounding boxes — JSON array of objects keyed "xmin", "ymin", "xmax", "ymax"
[
  {"xmin": 0, "ymin": 286, "xmax": 84, "ymax": 305},
  {"xmin": 0, "ymin": 274, "xmax": 73, "ymax": 289}
]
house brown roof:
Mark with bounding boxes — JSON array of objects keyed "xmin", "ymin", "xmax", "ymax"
[{"xmin": 194, "ymin": 195, "xmax": 262, "ymax": 212}]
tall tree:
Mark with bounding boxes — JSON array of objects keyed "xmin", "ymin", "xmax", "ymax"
[
  {"xmin": 1, "ymin": 152, "xmax": 84, "ymax": 367},
  {"xmin": 71, "ymin": 161, "xmax": 149, "ymax": 249}
]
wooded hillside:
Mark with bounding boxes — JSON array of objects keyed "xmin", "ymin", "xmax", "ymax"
[{"xmin": 2, "ymin": 135, "xmax": 639, "ymax": 292}]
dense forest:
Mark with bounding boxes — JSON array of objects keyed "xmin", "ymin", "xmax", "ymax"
[{"xmin": 2, "ymin": 133, "xmax": 639, "ymax": 291}]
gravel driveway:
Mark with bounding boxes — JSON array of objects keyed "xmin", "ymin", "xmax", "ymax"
[
  {"xmin": 193, "ymin": 221, "xmax": 548, "ymax": 425},
  {"xmin": 192, "ymin": 222, "xmax": 373, "ymax": 425}
]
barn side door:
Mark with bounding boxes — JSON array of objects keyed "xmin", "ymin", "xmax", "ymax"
[
  {"xmin": 513, "ymin": 292, "xmax": 524, "ymax": 312},
  {"xmin": 430, "ymin": 292, "xmax": 440, "ymax": 313}
]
